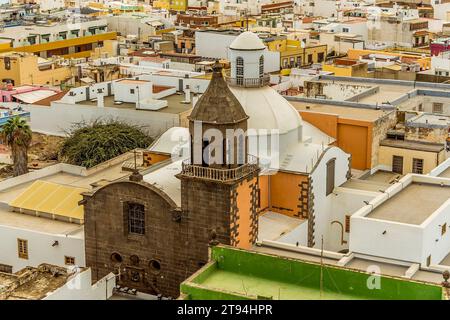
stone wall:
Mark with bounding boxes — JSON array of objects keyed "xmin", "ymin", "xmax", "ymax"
[
  {"xmin": 370, "ymin": 111, "xmax": 397, "ymax": 169},
  {"xmin": 405, "ymin": 126, "xmax": 449, "ymax": 144},
  {"xmin": 83, "ymin": 181, "xmax": 186, "ymax": 298},
  {"xmin": 83, "ymin": 170, "xmax": 260, "ymax": 298}
]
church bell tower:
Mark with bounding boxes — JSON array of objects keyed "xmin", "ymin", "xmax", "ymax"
[{"xmin": 177, "ymin": 61, "xmax": 260, "ymax": 272}]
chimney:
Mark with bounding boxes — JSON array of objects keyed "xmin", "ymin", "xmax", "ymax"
[
  {"xmin": 97, "ymin": 88, "xmax": 105, "ymax": 108},
  {"xmin": 184, "ymin": 85, "xmax": 191, "ymax": 103}
]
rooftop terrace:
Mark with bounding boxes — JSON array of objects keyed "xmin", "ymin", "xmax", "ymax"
[
  {"xmin": 181, "ymin": 246, "xmax": 444, "ymax": 300},
  {"xmin": 76, "ymin": 93, "xmax": 191, "ymax": 114},
  {"xmin": 292, "ymin": 101, "xmax": 393, "ymax": 122},
  {"xmin": 367, "ymin": 183, "xmax": 450, "ymax": 225}
]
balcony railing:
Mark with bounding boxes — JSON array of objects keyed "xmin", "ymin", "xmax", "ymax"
[
  {"xmin": 224, "ymin": 74, "xmax": 270, "ymax": 88},
  {"xmin": 180, "ymin": 155, "xmax": 259, "ymax": 182}
]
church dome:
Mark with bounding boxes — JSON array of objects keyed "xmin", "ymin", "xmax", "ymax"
[
  {"xmin": 229, "ymin": 31, "xmax": 266, "ymax": 51},
  {"xmin": 229, "ymin": 86, "xmax": 303, "ymax": 135}
]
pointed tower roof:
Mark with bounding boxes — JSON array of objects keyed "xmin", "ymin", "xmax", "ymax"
[{"xmin": 188, "ymin": 62, "xmax": 248, "ymax": 125}]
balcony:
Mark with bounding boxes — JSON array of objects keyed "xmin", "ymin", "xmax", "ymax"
[
  {"xmin": 180, "ymin": 155, "xmax": 259, "ymax": 182},
  {"xmin": 224, "ymin": 73, "xmax": 270, "ymax": 88}
]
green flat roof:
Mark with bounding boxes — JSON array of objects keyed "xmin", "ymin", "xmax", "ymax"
[{"xmin": 180, "ymin": 246, "xmax": 445, "ymax": 300}]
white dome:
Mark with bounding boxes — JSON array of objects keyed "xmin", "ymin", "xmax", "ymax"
[
  {"xmin": 229, "ymin": 86, "xmax": 302, "ymax": 134},
  {"xmin": 229, "ymin": 31, "xmax": 266, "ymax": 51}
]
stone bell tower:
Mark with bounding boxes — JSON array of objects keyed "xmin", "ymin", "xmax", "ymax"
[{"xmin": 176, "ymin": 62, "xmax": 260, "ymax": 272}]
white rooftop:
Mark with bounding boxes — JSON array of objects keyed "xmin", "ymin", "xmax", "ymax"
[
  {"xmin": 229, "ymin": 31, "xmax": 266, "ymax": 51},
  {"xmin": 149, "ymin": 127, "xmax": 190, "ymax": 155},
  {"xmin": 143, "ymin": 159, "xmax": 183, "ymax": 207},
  {"xmin": 230, "ymin": 86, "xmax": 303, "ymax": 135},
  {"xmin": 258, "ymin": 211, "xmax": 305, "ymax": 241}
]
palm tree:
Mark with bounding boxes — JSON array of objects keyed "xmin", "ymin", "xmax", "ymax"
[{"xmin": 2, "ymin": 117, "xmax": 32, "ymax": 176}]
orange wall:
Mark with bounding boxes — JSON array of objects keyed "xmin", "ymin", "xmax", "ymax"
[
  {"xmin": 299, "ymin": 111, "xmax": 372, "ymax": 170},
  {"xmin": 234, "ymin": 177, "xmax": 257, "ymax": 249},
  {"xmin": 145, "ymin": 152, "xmax": 170, "ymax": 165},
  {"xmin": 300, "ymin": 112, "xmax": 338, "ymax": 138},
  {"xmin": 259, "ymin": 175, "xmax": 269, "ymax": 214},
  {"xmin": 269, "ymin": 172, "xmax": 308, "ymax": 217},
  {"xmin": 337, "ymin": 120, "xmax": 370, "ymax": 170}
]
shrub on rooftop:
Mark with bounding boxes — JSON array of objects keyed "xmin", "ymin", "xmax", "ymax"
[{"xmin": 58, "ymin": 120, "xmax": 153, "ymax": 168}]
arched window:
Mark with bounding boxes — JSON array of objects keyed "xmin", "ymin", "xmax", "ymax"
[
  {"xmin": 126, "ymin": 202, "xmax": 145, "ymax": 235},
  {"xmin": 259, "ymin": 55, "xmax": 264, "ymax": 77},
  {"xmin": 236, "ymin": 57, "xmax": 244, "ymax": 85}
]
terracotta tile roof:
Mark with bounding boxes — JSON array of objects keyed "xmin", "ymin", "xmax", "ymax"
[{"xmin": 33, "ymin": 90, "xmax": 68, "ymax": 106}]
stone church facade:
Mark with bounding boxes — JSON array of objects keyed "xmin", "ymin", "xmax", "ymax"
[{"xmin": 82, "ymin": 62, "xmax": 261, "ymax": 298}]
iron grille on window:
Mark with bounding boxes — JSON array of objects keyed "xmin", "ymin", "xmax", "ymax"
[
  {"xmin": 236, "ymin": 57, "xmax": 244, "ymax": 85},
  {"xmin": 412, "ymin": 158, "xmax": 424, "ymax": 174},
  {"xmin": 259, "ymin": 55, "xmax": 264, "ymax": 77},
  {"xmin": 128, "ymin": 203, "xmax": 145, "ymax": 235},
  {"xmin": 392, "ymin": 155, "xmax": 403, "ymax": 174}
]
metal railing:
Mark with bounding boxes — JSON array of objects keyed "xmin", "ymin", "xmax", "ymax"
[
  {"xmin": 224, "ymin": 73, "xmax": 270, "ymax": 88},
  {"xmin": 180, "ymin": 155, "xmax": 259, "ymax": 182}
]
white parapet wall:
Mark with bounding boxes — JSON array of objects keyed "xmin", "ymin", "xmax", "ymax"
[
  {"xmin": 44, "ymin": 268, "xmax": 116, "ymax": 300},
  {"xmin": 349, "ymin": 174, "xmax": 450, "ymax": 265},
  {"xmin": 429, "ymin": 158, "xmax": 450, "ymax": 177}
]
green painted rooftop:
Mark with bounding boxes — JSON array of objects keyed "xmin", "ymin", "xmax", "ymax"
[{"xmin": 180, "ymin": 246, "xmax": 445, "ymax": 300}]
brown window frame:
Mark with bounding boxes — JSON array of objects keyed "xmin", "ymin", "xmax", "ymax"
[
  {"xmin": 65, "ymin": 256, "xmax": 75, "ymax": 265},
  {"xmin": 392, "ymin": 155, "xmax": 403, "ymax": 174},
  {"xmin": 345, "ymin": 215, "xmax": 351, "ymax": 233},
  {"xmin": 18, "ymin": 239, "xmax": 28, "ymax": 260},
  {"xmin": 412, "ymin": 158, "xmax": 424, "ymax": 174}
]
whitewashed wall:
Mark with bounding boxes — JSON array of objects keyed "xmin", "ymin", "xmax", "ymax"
[
  {"xmin": 196, "ymin": 31, "xmax": 237, "ymax": 59},
  {"xmin": 23, "ymin": 102, "xmax": 180, "ymax": 137},
  {"xmin": 349, "ymin": 211, "xmax": 424, "ymax": 263},
  {"xmin": 422, "ymin": 200, "xmax": 450, "ymax": 265},
  {"xmin": 349, "ymin": 175, "xmax": 450, "ymax": 265},
  {"xmin": 44, "ymin": 269, "xmax": 115, "ymax": 300},
  {"xmin": 327, "ymin": 187, "xmax": 379, "ymax": 252},
  {"xmin": 0, "ymin": 220, "xmax": 85, "ymax": 272},
  {"xmin": 310, "ymin": 146, "xmax": 350, "ymax": 250},
  {"xmin": 277, "ymin": 221, "xmax": 308, "ymax": 246}
]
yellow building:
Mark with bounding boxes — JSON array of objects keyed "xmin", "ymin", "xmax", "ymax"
[
  {"xmin": 0, "ymin": 32, "xmax": 118, "ymax": 60},
  {"xmin": 0, "ymin": 52, "xmax": 72, "ymax": 86},
  {"xmin": 322, "ymin": 58, "xmax": 369, "ymax": 77},
  {"xmin": 218, "ymin": 18, "xmax": 257, "ymax": 29},
  {"xmin": 347, "ymin": 49, "xmax": 431, "ymax": 71},
  {"xmin": 265, "ymin": 38, "xmax": 327, "ymax": 69},
  {"xmin": 90, "ymin": 39, "xmax": 118, "ymax": 59},
  {"xmin": 153, "ymin": 0, "xmax": 187, "ymax": 11},
  {"xmin": 378, "ymin": 139, "xmax": 446, "ymax": 175}
]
